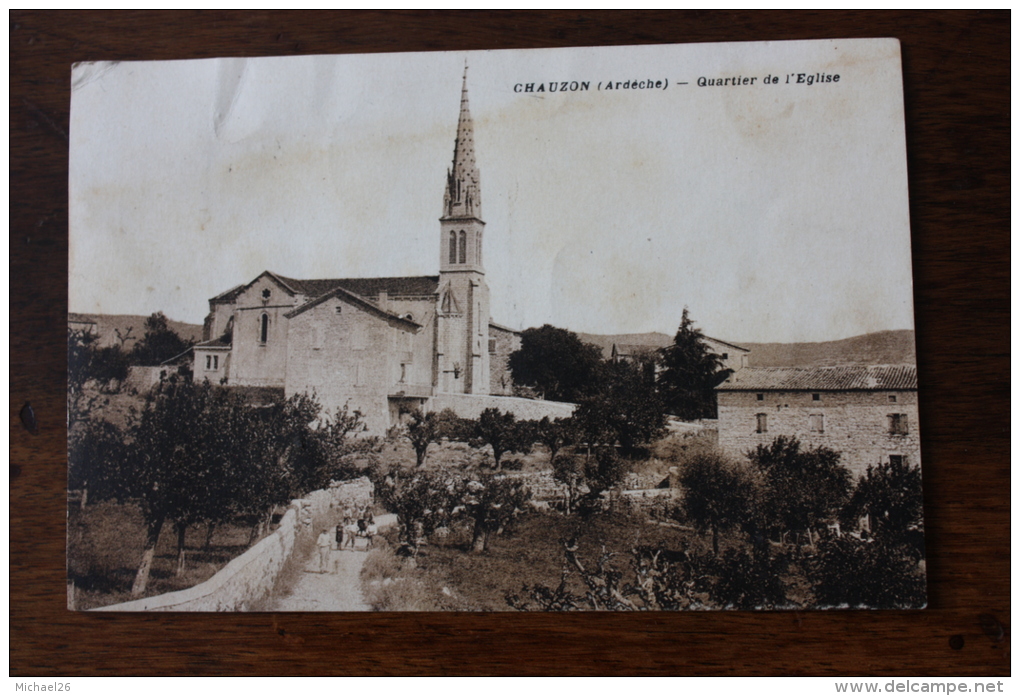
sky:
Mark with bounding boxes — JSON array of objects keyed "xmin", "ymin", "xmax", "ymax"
[{"xmin": 69, "ymin": 39, "xmax": 915, "ymax": 343}]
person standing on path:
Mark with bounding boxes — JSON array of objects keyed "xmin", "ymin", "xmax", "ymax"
[{"xmin": 316, "ymin": 529, "xmax": 332, "ymax": 572}]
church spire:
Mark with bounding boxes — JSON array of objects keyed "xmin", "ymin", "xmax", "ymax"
[{"xmin": 443, "ymin": 62, "xmax": 482, "ymax": 220}]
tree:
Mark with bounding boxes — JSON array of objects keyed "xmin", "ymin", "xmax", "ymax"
[
  {"xmin": 130, "ymin": 312, "xmax": 193, "ymax": 366},
  {"xmin": 535, "ymin": 416, "xmax": 573, "ymax": 462},
  {"xmin": 460, "ymin": 474, "xmax": 531, "ymax": 553},
  {"xmin": 404, "ymin": 409, "xmax": 441, "ymax": 467},
  {"xmin": 808, "ymin": 456, "xmax": 926, "ymax": 609},
  {"xmin": 841, "ymin": 457, "xmax": 924, "ymax": 549},
  {"xmin": 67, "ymin": 417, "xmax": 128, "ymax": 509},
  {"xmin": 125, "ymin": 378, "xmax": 355, "ymax": 593},
  {"xmin": 473, "ymin": 408, "xmax": 534, "ymax": 470},
  {"xmin": 747, "ymin": 436, "xmax": 852, "ymax": 545},
  {"xmin": 508, "ymin": 325, "xmax": 605, "ymax": 402},
  {"xmin": 677, "ymin": 448, "xmax": 755, "ymax": 555},
  {"xmin": 568, "ymin": 356, "xmax": 666, "ymax": 464},
  {"xmin": 600, "ymin": 358, "xmax": 667, "ymax": 456},
  {"xmin": 656, "ymin": 308, "xmax": 725, "ymax": 420},
  {"xmin": 128, "ymin": 377, "xmax": 228, "ymax": 590},
  {"xmin": 67, "ymin": 329, "xmax": 129, "ymax": 427},
  {"xmin": 387, "ymin": 468, "xmax": 467, "ymax": 559}
]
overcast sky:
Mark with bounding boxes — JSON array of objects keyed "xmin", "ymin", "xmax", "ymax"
[{"xmin": 69, "ymin": 39, "xmax": 915, "ymax": 343}]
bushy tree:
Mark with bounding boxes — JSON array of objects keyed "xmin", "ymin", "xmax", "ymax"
[
  {"xmin": 809, "ymin": 457, "xmax": 926, "ymax": 609},
  {"xmin": 508, "ymin": 325, "xmax": 604, "ymax": 402},
  {"xmin": 67, "ymin": 329, "xmax": 129, "ymax": 426},
  {"xmin": 656, "ymin": 308, "xmax": 725, "ymax": 420},
  {"xmin": 569, "ymin": 359, "xmax": 666, "ymax": 461},
  {"xmin": 536, "ymin": 416, "xmax": 573, "ymax": 462},
  {"xmin": 747, "ymin": 436, "xmax": 852, "ymax": 544},
  {"xmin": 125, "ymin": 378, "xmax": 361, "ymax": 594},
  {"xmin": 841, "ymin": 457, "xmax": 924, "ymax": 550},
  {"xmin": 677, "ymin": 449, "xmax": 755, "ymax": 555},
  {"xmin": 473, "ymin": 408, "xmax": 534, "ymax": 470},
  {"xmin": 460, "ymin": 474, "xmax": 532, "ymax": 553},
  {"xmin": 404, "ymin": 409, "xmax": 441, "ymax": 467},
  {"xmin": 435, "ymin": 408, "xmax": 475, "ymax": 443},
  {"xmin": 387, "ymin": 468, "xmax": 467, "ymax": 559},
  {"xmin": 809, "ymin": 536, "xmax": 926, "ymax": 609},
  {"xmin": 130, "ymin": 312, "xmax": 193, "ymax": 366},
  {"xmin": 67, "ymin": 417, "xmax": 128, "ymax": 509}
]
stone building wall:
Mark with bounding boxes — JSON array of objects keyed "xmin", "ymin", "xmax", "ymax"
[
  {"xmin": 228, "ymin": 276, "xmax": 293, "ymax": 388},
  {"xmin": 489, "ymin": 324, "xmax": 521, "ymax": 396},
  {"xmin": 717, "ymin": 389, "xmax": 920, "ymax": 478},
  {"xmin": 286, "ymin": 295, "xmax": 425, "ymax": 433}
]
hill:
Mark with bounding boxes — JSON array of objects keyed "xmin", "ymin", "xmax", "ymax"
[
  {"xmin": 575, "ymin": 329, "xmax": 915, "ymax": 368},
  {"xmin": 68, "ymin": 313, "xmax": 204, "ymax": 351}
]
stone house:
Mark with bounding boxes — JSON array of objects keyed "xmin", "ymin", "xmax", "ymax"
[
  {"xmin": 191, "ymin": 70, "xmax": 531, "ymax": 433},
  {"xmin": 610, "ymin": 335, "xmax": 750, "ymax": 373},
  {"xmin": 715, "ymin": 365, "xmax": 920, "ymax": 477}
]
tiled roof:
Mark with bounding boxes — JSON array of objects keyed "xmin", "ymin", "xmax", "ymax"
[
  {"xmin": 614, "ymin": 343, "xmax": 659, "ymax": 357},
  {"xmin": 703, "ymin": 335, "xmax": 750, "ymax": 353},
  {"xmin": 275, "ymin": 274, "xmax": 439, "ymax": 299},
  {"xmin": 716, "ymin": 365, "xmax": 917, "ymax": 391},
  {"xmin": 488, "ymin": 320, "xmax": 520, "ymax": 335},
  {"xmin": 284, "ymin": 285, "xmax": 422, "ymax": 328}
]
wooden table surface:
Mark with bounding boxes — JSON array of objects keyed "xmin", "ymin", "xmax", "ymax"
[{"xmin": 10, "ymin": 11, "xmax": 1009, "ymax": 676}]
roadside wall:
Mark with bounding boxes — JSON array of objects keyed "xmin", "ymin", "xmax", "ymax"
[{"xmin": 93, "ymin": 477, "xmax": 373, "ymax": 612}]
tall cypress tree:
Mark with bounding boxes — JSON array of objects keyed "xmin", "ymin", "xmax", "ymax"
[{"xmin": 656, "ymin": 308, "xmax": 725, "ymax": 420}]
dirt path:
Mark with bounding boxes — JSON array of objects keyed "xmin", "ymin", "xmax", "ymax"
[{"xmin": 271, "ymin": 513, "xmax": 395, "ymax": 611}]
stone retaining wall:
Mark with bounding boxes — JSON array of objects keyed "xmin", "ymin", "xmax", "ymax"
[
  {"xmin": 94, "ymin": 477, "xmax": 373, "ymax": 612},
  {"xmin": 429, "ymin": 393, "xmax": 575, "ymax": 422}
]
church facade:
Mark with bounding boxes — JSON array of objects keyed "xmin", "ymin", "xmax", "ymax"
[{"xmin": 193, "ymin": 70, "xmax": 522, "ymax": 432}]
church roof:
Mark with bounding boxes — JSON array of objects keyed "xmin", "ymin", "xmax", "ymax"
[
  {"xmin": 284, "ymin": 284, "xmax": 423, "ymax": 328},
  {"xmin": 274, "ymin": 274, "xmax": 439, "ymax": 300},
  {"xmin": 716, "ymin": 365, "xmax": 917, "ymax": 391}
]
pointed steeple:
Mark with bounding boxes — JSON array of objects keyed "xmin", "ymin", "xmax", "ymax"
[{"xmin": 443, "ymin": 62, "xmax": 482, "ymax": 220}]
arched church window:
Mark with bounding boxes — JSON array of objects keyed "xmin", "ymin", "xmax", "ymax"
[
  {"xmin": 449, "ymin": 231, "xmax": 457, "ymax": 265},
  {"xmin": 259, "ymin": 313, "xmax": 269, "ymax": 344},
  {"xmin": 459, "ymin": 231, "xmax": 466, "ymax": 264},
  {"xmin": 476, "ymin": 231, "xmax": 482, "ymax": 264}
]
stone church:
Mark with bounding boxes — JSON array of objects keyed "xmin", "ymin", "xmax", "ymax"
[{"xmin": 192, "ymin": 70, "xmax": 534, "ymax": 432}]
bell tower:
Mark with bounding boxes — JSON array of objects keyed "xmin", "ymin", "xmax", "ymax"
[{"xmin": 436, "ymin": 64, "xmax": 490, "ymax": 395}]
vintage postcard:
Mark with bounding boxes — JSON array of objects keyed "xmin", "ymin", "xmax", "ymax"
[{"xmin": 68, "ymin": 39, "xmax": 924, "ymax": 611}]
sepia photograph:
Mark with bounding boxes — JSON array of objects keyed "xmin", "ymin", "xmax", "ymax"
[{"xmin": 67, "ymin": 38, "xmax": 925, "ymax": 612}]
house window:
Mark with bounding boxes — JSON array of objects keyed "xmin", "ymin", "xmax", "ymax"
[
  {"xmin": 488, "ymin": 338, "xmax": 497, "ymax": 353},
  {"xmin": 721, "ymin": 353, "xmax": 729, "ymax": 360},
  {"xmin": 756, "ymin": 413, "xmax": 768, "ymax": 433},
  {"xmin": 756, "ymin": 393, "xmax": 764, "ymax": 401},
  {"xmin": 459, "ymin": 230, "xmax": 467, "ymax": 264},
  {"xmin": 335, "ymin": 306, "xmax": 342, "ymax": 315},
  {"xmin": 399, "ymin": 363, "xmax": 408, "ymax": 383},
  {"xmin": 889, "ymin": 454, "xmax": 905, "ymax": 467},
  {"xmin": 449, "ymin": 231, "xmax": 457, "ymax": 264},
  {"xmin": 809, "ymin": 413, "xmax": 824, "ymax": 433},
  {"xmin": 205, "ymin": 355, "xmax": 212, "ymax": 370},
  {"xmin": 812, "ymin": 393, "xmax": 820, "ymax": 401},
  {"xmin": 888, "ymin": 413, "xmax": 908, "ymax": 435},
  {"xmin": 259, "ymin": 313, "xmax": 270, "ymax": 344},
  {"xmin": 888, "ymin": 394, "xmax": 897, "ymax": 403},
  {"xmin": 213, "ymin": 355, "xmax": 218, "ymax": 370}
]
